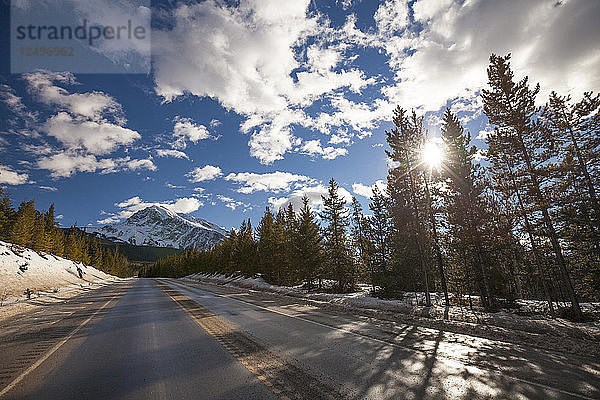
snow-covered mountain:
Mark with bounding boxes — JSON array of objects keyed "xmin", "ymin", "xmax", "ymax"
[{"xmin": 90, "ymin": 205, "xmax": 228, "ymax": 249}]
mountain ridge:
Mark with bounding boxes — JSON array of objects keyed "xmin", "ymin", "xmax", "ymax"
[{"xmin": 89, "ymin": 205, "xmax": 228, "ymax": 249}]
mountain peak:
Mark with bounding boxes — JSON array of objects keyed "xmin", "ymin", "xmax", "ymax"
[{"xmin": 91, "ymin": 205, "xmax": 227, "ymax": 249}]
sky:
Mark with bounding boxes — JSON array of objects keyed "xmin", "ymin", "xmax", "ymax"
[{"xmin": 1, "ymin": 0, "xmax": 599, "ymax": 231}]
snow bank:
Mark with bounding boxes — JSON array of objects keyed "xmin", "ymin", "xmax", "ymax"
[
  {"xmin": 184, "ymin": 272, "xmax": 600, "ymax": 356},
  {"xmin": 0, "ymin": 240, "xmax": 118, "ymax": 304}
]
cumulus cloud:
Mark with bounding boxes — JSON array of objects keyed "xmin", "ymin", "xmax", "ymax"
[
  {"xmin": 37, "ymin": 153, "xmax": 155, "ymax": 178},
  {"xmin": 126, "ymin": 158, "xmax": 156, "ymax": 172},
  {"xmin": 269, "ymin": 183, "xmax": 352, "ymax": 213},
  {"xmin": 225, "ymin": 171, "xmax": 312, "ymax": 194},
  {"xmin": 352, "ymin": 180, "xmax": 387, "ymax": 199},
  {"xmin": 44, "ymin": 112, "xmax": 140, "ymax": 155},
  {"xmin": 300, "ymin": 140, "xmax": 348, "ymax": 160},
  {"xmin": 23, "ymin": 71, "xmax": 122, "ymax": 121},
  {"xmin": 98, "ymin": 196, "xmax": 203, "ymax": 224},
  {"xmin": 153, "ymin": 0, "xmax": 375, "ymax": 164},
  {"xmin": 0, "ymin": 164, "xmax": 29, "ymax": 185},
  {"xmin": 9, "ymin": 72, "xmax": 150, "ymax": 179},
  {"xmin": 187, "ymin": 165, "xmax": 223, "ymax": 182},
  {"xmin": 382, "ymin": 0, "xmax": 600, "ymax": 111},
  {"xmin": 216, "ymin": 194, "xmax": 250, "ymax": 211},
  {"xmin": 172, "ymin": 117, "xmax": 212, "ymax": 149},
  {"xmin": 156, "ymin": 149, "xmax": 189, "ymax": 159}
]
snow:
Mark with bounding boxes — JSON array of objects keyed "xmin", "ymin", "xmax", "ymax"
[
  {"xmin": 183, "ymin": 272, "xmax": 600, "ymax": 358},
  {"xmin": 88, "ymin": 205, "xmax": 227, "ymax": 249},
  {"xmin": 0, "ymin": 240, "xmax": 119, "ymax": 304}
]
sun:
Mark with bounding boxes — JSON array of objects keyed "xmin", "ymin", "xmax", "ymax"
[{"xmin": 422, "ymin": 140, "xmax": 444, "ymax": 170}]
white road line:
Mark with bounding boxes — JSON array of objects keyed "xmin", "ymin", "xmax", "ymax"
[
  {"xmin": 166, "ymin": 279, "xmax": 597, "ymax": 400},
  {"xmin": 0, "ymin": 291, "xmax": 122, "ymax": 397}
]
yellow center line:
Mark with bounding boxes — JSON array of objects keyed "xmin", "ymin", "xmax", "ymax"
[{"xmin": 160, "ymin": 285, "xmax": 293, "ymax": 400}]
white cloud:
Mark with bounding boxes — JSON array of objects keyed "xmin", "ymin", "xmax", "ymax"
[
  {"xmin": 216, "ymin": 194, "xmax": 250, "ymax": 211},
  {"xmin": 187, "ymin": 165, "xmax": 223, "ymax": 182},
  {"xmin": 44, "ymin": 112, "xmax": 140, "ymax": 155},
  {"xmin": 12, "ymin": 72, "xmax": 149, "ymax": 180},
  {"xmin": 0, "ymin": 164, "xmax": 29, "ymax": 185},
  {"xmin": 98, "ymin": 196, "xmax": 203, "ymax": 224},
  {"xmin": 269, "ymin": 183, "xmax": 352, "ymax": 213},
  {"xmin": 23, "ymin": 71, "xmax": 121, "ymax": 121},
  {"xmin": 300, "ymin": 139, "xmax": 348, "ymax": 160},
  {"xmin": 352, "ymin": 180, "xmax": 387, "ymax": 199},
  {"xmin": 39, "ymin": 185, "xmax": 58, "ymax": 191},
  {"xmin": 225, "ymin": 171, "xmax": 312, "ymax": 194},
  {"xmin": 37, "ymin": 153, "xmax": 155, "ymax": 178},
  {"xmin": 382, "ymin": 0, "xmax": 600, "ymax": 111},
  {"xmin": 126, "ymin": 158, "xmax": 156, "ymax": 172},
  {"xmin": 172, "ymin": 117, "xmax": 212, "ymax": 149},
  {"xmin": 156, "ymin": 149, "xmax": 189, "ymax": 159},
  {"xmin": 152, "ymin": 0, "xmax": 375, "ymax": 164},
  {"xmin": 374, "ymin": 0, "xmax": 409, "ymax": 35}
]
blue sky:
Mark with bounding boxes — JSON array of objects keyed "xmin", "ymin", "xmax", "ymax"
[{"xmin": 1, "ymin": 0, "xmax": 598, "ymax": 230}]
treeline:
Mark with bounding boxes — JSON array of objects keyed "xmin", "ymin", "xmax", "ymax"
[
  {"xmin": 0, "ymin": 187, "xmax": 132, "ymax": 277},
  {"xmin": 144, "ymin": 54, "xmax": 599, "ymax": 320}
]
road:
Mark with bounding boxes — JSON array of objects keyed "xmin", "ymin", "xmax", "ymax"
[{"xmin": 0, "ymin": 278, "xmax": 598, "ymax": 399}]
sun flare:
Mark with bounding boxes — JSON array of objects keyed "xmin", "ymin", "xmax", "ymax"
[{"xmin": 422, "ymin": 141, "xmax": 444, "ymax": 169}]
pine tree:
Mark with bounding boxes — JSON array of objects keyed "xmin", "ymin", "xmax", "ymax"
[
  {"xmin": 441, "ymin": 108, "xmax": 500, "ymax": 309},
  {"xmin": 321, "ymin": 178, "xmax": 353, "ymax": 292},
  {"xmin": 385, "ymin": 107, "xmax": 432, "ymax": 304},
  {"xmin": 0, "ymin": 185, "xmax": 15, "ymax": 239},
  {"xmin": 350, "ymin": 197, "xmax": 369, "ymax": 283},
  {"xmin": 482, "ymin": 53, "xmax": 583, "ymax": 319},
  {"xmin": 542, "ymin": 91, "xmax": 600, "ymax": 300},
  {"xmin": 293, "ymin": 196, "xmax": 325, "ymax": 288},
  {"xmin": 10, "ymin": 199, "xmax": 37, "ymax": 248},
  {"xmin": 367, "ymin": 186, "xmax": 391, "ymax": 291},
  {"xmin": 42, "ymin": 204, "xmax": 58, "ymax": 253},
  {"xmin": 233, "ymin": 219, "xmax": 257, "ymax": 277},
  {"xmin": 256, "ymin": 207, "xmax": 287, "ymax": 284}
]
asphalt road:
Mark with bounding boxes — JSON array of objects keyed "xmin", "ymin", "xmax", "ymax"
[{"xmin": 1, "ymin": 278, "xmax": 598, "ymax": 399}]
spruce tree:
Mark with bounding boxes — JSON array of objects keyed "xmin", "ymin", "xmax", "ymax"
[
  {"xmin": 294, "ymin": 196, "xmax": 325, "ymax": 288},
  {"xmin": 367, "ymin": 186, "xmax": 391, "ymax": 291},
  {"xmin": 256, "ymin": 207, "xmax": 286, "ymax": 284},
  {"xmin": 350, "ymin": 197, "xmax": 369, "ymax": 283},
  {"xmin": 321, "ymin": 178, "xmax": 353, "ymax": 292},
  {"xmin": 0, "ymin": 185, "xmax": 15, "ymax": 239},
  {"xmin": 385, "ymin": 107, "xmax": 432, "ymax": 304},
  {"xmin": 10, "ymin": 199, "xmax": 37, "ymax": 248}
]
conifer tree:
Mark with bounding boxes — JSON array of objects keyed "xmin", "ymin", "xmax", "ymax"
[
  {"xmin": 294, "ymin": 196, "xmax": 324, "ymax": 288},
  {"xmin": 482, "ymin": 53, "xmax": 583, "ymax": 319},
  {"xmin": 256, "ymin": 207, "xmax": 286, "ymax": 284},
  {"xmin": 385, "ymin": 107, "xmax": 432, "ymax": 304},
  {"xmin": 10, "ymin": 199, "xmax": 37, "ymax": 248},
  {"xmin": 367, "ymin": 185, "xmax": 391, "ymax": 291},
  {"xmin": 321, "ymin": 178, "xmax": 353, "ymax": 292},
  {"xmin": 441, "ymin": 108, "xmax": 497, "ymax": 309},
  {"xmin": 542, "ymin": 91, "xmax": 600, "ymax": 300},
  {"xmin": 42, "ymin": 204, "xmax": 58, "ymax": 253},
  {"xmin": 350, "ymin": 197, "xmax": 369, "ymax": 282},
  {"xmin": 0, "ymin": 185, "xmax": 15, "ymax": 238}
]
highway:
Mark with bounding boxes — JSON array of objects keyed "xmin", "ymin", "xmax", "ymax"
[{"xmin": 0, "ymin": 278, "xmax": 598, "ymax": 399}]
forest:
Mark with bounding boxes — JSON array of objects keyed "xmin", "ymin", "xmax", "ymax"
[
  {"xmin": 0, "ymin": 186, "xmax": 133, "ymax": 277},
  {"xmin": 143, "ymin": 54, "xmax": 599, "ymax": 321}
]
